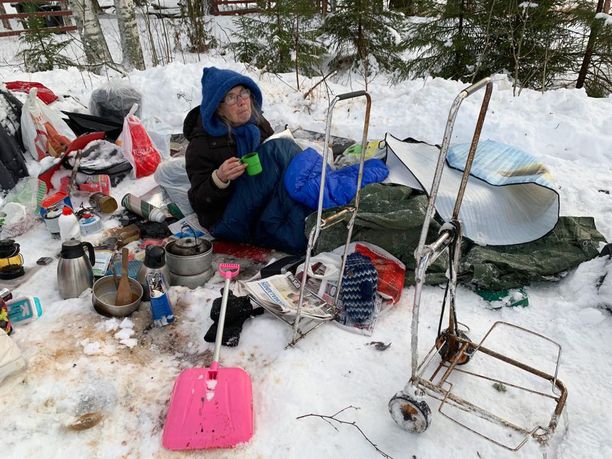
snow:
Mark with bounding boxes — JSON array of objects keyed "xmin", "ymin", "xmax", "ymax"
[
  {"xmin": 595, "ymin": 12, "xmax": 612, "ymax": 27},
  {"xmin": 1, "ymin": 13, "xmax": 612, "ymax": 459}
]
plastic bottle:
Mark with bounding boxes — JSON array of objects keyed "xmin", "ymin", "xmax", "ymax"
[
  {"xmin": 121, "ymin": 193, "xmax": 166, "ymax": 222},
  {"xmin": 58, "ymin": 206, "xmax": 81, "ymax": 242}
]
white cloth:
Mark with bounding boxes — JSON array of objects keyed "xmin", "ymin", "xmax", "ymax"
[
  {"xmin": 153, "ymin": 157, "xmax": 194, "ymax": 216},
  {"xmin": 0, "ymin": 329, "xmax": 26, "ymax": 385}
]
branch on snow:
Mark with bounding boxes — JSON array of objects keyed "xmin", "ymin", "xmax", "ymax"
[{"xmin": 296, "ymin": 405, "xmax": 395, "ymax": 459}]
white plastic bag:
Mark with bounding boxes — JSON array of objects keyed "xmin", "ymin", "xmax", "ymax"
[
  {"xmin": 20, "ymin": 88, "xmax": 75, "ymax": 160},
  {"xmin": 295, "ymin": 252, "xmax": 343, "ymax": 299}
]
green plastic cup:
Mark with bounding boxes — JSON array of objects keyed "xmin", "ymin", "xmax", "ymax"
[{"xmin": 241, "ymin": 152, "xmax": 262, "ymax": 176}]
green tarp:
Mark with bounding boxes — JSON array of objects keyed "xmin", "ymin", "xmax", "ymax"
[{"xmin": 305, "ymin": 183, "xmax": 606, "ymax": 291}]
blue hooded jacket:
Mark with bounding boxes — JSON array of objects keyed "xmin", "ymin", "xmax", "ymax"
[{"xmin": 199, "ymin": 67, "xmax": 263, "ymax": 157}]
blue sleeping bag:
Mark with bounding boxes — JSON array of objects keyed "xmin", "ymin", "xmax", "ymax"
[
  {"xmin": 284, "ymin": 147, "xmax": 389, "ymax": 209},
  {"xmin": 211, "ymin": 138, "xmax": 310, "ymax": 254}
]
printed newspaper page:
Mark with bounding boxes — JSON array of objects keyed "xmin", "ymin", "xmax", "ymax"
[{"xmin": 242, "ymin": 273, "xmax": 334, "ymax": 320}]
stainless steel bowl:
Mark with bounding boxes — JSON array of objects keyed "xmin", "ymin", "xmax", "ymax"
[
  {"xmin": 92, "ymin": 275, "xmax": 143, "ymax": 317},
  {"xmin": 165, "ymin": 239, "xmax": 213, "ymax": 276}
]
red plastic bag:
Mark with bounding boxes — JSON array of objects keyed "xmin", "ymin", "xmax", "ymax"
[
  {"xmin": 116, "ymin": 105, "xmax": 161, "ymax": 178},
  {"xmin": 6, "ymin": 81, "xmax": 58, "ymax": 104},
  {"xmin": 354, "ymin": 243, "xmax": 406, "ymax": 304}
]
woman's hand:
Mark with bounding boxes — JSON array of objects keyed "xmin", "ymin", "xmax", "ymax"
[{"xmin": 216, "ymin": 157, "xmax": 246, "ymax": 182}]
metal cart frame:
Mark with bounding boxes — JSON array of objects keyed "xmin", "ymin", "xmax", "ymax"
[
  {"xmin": 290, "ymin": 90, "xmax": 372, "ymax": 345},
  {"xmin": 388, "ymin": 78, "xmax": 568, "ymax": 451}
]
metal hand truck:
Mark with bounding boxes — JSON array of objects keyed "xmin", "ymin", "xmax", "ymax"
[
  {"xmin": 388, "ymin": 77, "xmax": 567, "ymax": 451},
  {"xmin": 290, "ymin": 90, "xmax": 372, "ymax": 345}
]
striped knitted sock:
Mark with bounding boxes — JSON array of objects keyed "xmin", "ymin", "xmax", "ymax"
[{"xmin": 340, "ymin": 252, "xmax": 378, "ymax": 324}]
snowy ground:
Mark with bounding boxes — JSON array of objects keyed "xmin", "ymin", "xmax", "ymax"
[{"xmin": 2, "ymin": 12, "xmax": 612, "ymax": 459}]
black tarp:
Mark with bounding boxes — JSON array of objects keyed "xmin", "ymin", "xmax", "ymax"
[{"xmin": 62, "ymin": 111, "xmax": 123, "ymax": 142}]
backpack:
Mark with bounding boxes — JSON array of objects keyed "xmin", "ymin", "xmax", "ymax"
[
  {"xmin": 0, "ymin": 124, "xmax": 28, "ymax": 191},
  {"xmin": 63, "ymin": 139, "xmax": 132, "ymax": 186}
]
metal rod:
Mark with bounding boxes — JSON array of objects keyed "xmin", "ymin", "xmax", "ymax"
[
  {"xmin": 451, "ymin": 82, "xmax": 493, "ymax": 219},
  {"xmin": 410, "ymin": 77, "xmax": 491, "ymax": 379},
  {"xmin": 332, "ymin": 93, "xmax": 371, "ymax": 307},
  {"xmin": 441, "ymin": 366, "xmax": 560, "ymax": 401},
  {"xmin": 293, "ymin": 91, "xmax": 371, "ymax": 345},
  {"xmin": 477, "ymin": 321, "xmax": 563, "ymax": 394},
  {"xmin": 410, "ymin": 230, "xmax": 454, "ymax": 377},
  {"xmin": 292, "ymin": 226, "xmax": 318, "ymax": 343},
  {"xmin": 419, "ymin": 378, "xmax": 531, "ymax": 435}
]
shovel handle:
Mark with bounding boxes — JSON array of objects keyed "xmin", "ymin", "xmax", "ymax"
[{"xmin": 219, "ymin": 263, "xmax": 240, "ymax": 279}]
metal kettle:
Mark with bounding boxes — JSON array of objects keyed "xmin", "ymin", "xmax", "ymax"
[{"xmin": 57, "ymin": 240, "xmax": 96, "ymax": 299}]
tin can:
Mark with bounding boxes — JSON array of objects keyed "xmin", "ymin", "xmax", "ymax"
[
  {"xmin": 121, "ymin": 193, "xmax": 166, "ymax": 223},
  {"xmin": 90, "ymin": 193, "xmax": 118, "ymax": 214}
]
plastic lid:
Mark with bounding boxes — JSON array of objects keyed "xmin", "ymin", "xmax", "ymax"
[
  {"xmin": 62, "ymin": 206, "xmax": 74, "ymax": 215},
  {"xmin": 144, "ymin": 245, "xmax": 166, "ymax": 269}
]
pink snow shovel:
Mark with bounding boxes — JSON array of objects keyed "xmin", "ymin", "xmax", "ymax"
[{"xmin": 162, "ymin": 263, "xmax": 253, "ymax": 450}]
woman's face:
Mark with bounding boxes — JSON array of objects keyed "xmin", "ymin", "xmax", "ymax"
[{"xmin": 217, "ymin": 85, "xmax": 252, "ymax": 126}]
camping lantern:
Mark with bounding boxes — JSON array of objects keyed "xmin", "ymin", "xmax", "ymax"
[{"xmin": 0, "ymin": 239, "xmax": 25, "ymax": 280}]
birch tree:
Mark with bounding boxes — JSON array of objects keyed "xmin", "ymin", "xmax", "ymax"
[
  {"xmin": 69, "ymin": 0, "xmax": 114, "ymax": 73},
  {"xmin": 114, "ymin": 0, "xmax": 145, "ymax": 70}
]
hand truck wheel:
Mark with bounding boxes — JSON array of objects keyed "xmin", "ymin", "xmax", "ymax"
[{"xmin": 388, "ymin": 392, "xmax": 431, "ymax": 433}]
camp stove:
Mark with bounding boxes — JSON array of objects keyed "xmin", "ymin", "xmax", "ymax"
[{"xmin": 388, "ymin": 77, "xmax": 567, "ymax": 451}]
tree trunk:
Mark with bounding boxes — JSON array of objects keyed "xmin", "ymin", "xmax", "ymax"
[
  {"xmin": 576, "ymin": 0, "xmax": 605, "ymax": 89},
  {"xmin": 604, "ymin": 0, "xmax": 610, "ymax": 13},
  {"xmin": 0, "ymin": 3, "xmax": 12, "ymax": 30},
  {"xmin": 114, "ymin": 0, "xmax": 145, "ymax": 70},
  {"xmin": 70, "ymin": 0, "xmax": 114, "ymax": 74}
]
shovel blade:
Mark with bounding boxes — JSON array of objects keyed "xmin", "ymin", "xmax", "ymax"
[{"xmin": 162, "ymin": 367, "xmax": 253, "ymax": 450}]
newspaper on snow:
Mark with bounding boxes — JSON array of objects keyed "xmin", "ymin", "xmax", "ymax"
[{"xmin": 242, "ymin": 272, "xmax": 334, "ymax": 320}]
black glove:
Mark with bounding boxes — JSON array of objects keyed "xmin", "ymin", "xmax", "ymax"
[{"xmin": 204, "ymin": 288, "xmax": 264, "ymax": 347}]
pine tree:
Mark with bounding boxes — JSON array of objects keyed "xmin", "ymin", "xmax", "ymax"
[
  {"xmin": 17, "ymin": 28, "xmax": 75, "ymax": 72},
  {"xmin": 403, "ymin": 0, "xmax": 584, "ymax": 93},
  {"xmin": 319, "ymin": 0, "xmax": 411, "ymax": 88},
  {"xmin": 400, "ymin": 0, "xmax": 476, "ymax": 81},
  {"xmin": 230, "ymin": 0, "xmax": 326, "ymax": 90}
]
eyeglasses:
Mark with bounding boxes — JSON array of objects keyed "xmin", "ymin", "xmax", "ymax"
[{"xmin": 222, "ymin": 88, "xmax": 251, "ymax": 106}]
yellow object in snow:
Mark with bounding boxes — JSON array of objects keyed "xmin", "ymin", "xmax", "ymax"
[{"xmin": 344, "ymin": 140, "xmax": 386, "ymax": 159}]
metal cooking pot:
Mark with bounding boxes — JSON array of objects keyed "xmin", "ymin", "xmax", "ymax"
[
  {"xmin": 165, "ymin": 238, "xmax": 213, "ymax": 276},
  {"xmin": 168, "ymin": 237, "xmax": 206, "ymax": 256},
  {"xmin": 92, "ymin": 276, "xmax": 143, "ymax": 317}
]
